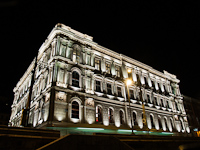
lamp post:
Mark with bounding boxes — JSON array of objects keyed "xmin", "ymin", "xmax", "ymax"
[
  {"xmin": 126, "ymin": 79, "xmax": 134, "ymax": 134},
  {"xmin": 138, "ymin": 77, "xmax": 147, "ymax": 129}
]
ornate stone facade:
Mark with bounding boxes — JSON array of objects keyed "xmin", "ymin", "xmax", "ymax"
[{"xmin": 9, "ymin": 23, "xmax": 190, "ymax": 134}]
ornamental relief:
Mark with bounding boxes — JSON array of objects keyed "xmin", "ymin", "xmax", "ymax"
[{"xmin": 56, "ymin": 92, "xmax": 66, "ymax": 102}]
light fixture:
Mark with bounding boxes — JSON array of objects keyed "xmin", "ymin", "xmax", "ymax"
[
  {"xmin": 126, "ymin": 79, "xmax": 132, "ymax": 86},
  {"xmin": 127, "ymin": 69, "xmax": 132, "ymax": 73}
]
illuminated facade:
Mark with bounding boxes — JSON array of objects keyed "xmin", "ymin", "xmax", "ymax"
[{"xmin": 10, "ymin": 23, "xmax": 190, "ymax": 134}]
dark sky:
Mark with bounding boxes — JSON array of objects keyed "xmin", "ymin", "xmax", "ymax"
[{"xmin": 1, "ymin": 1, "xmax": 200, "ymax": 105}]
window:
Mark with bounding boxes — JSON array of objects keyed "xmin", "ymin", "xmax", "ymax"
[
  {"xmin": 116, "ymin": 66, "xmax": 120, "ymax": 77},
  {"xmin": 150, "ymin": 115, "xmax": 155, "ymax": 128},
  {"xmin": 86, "ymin": 53, "xmax": 90, "ymax": 65},
  {"xmin": 108, "ymin": 108, "xmax": 114, "ymax": 124},
  {"xmin": 71, "ymin": 101, "xmax": 79, "ymax": 119},
  {"xmin": 133, "ymin": 112, "xmax": 137, "ymax": 126},
  {"xmin": 147, "ymin": 94, "xmax": 151, "ymax": 103},
  {"xmin": 154, "ymin": 97, "xmax": 158, "ymax": 106},
  {"xmin": 58, "ymin": 68, "xmax": 64, "ymax": 83},
  {"xmin": 170, "ymin": 118, "xmax": 173, "ymax": 130},
  {"xmin": 106, "ymin": 63, "xmax": 110, "ymax": 73},
  {"xmin": 96, "ymin": 81, "xmax": 101, "ymax": 92},
  {"xmin": 119, "ymin": 110, "xmax": 124, "ymax": 125},
  {"xmin": 72, "ymin": 71, "xmax": 79, "ymax": 87},
  {"xmin": 73, "ymin": 44, "xmax": 81, "ymax": 63},
  {"xmin": 158, "ymin": 117, "xmax": 162, "ymax": 129},
  {"xmin": 180, "ymin": 119, "xmax": 184, "ymax": 131},
  {"xmin": 60, "ymin": 43, "xmax": 66, "ymax": 57},
  {"xmin": 95, "ymin": 59, "xmax": 100, "ymax": 70},
  {"xmin": 175, "ymin": 102, "xmax": 179, "ymax": 111},
  {"xmin": 96, "ymin": 106, "xmax": 102, "ymax": 123},
  {"xmin": 130, "ymin": 90, "xmax": 134, "ymax": 99},
  {"xmin": 107, "ymin": 83, "xmax": 112, "ymax": 95},
  {"xmin": 117, "ymin": 86, "xmax": 122, "ymax": 97},
  {"xmin": 164, "ymin": 118, "xmax": 168, "ymax": 130},
  {"xmin": 160, "ymin": 99, "xmax": 164, "ymax": 107}
]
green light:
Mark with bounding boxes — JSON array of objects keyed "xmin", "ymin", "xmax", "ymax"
[
  {"xmin": 161, "ymin": 132, "xmax": 173, "ymax": 135},
  {"xmin": 77, "ymin": 127, "xmax": 104, "ymax": 131},
  {"xmin": 118, "ymin": 129, "xmax": 137, "ymax": 133}
]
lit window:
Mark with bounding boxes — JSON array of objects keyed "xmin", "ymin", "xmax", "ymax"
[
  {"xmin": 107, "ymin": 83, "xmax": 112, "ymax": 95},
  {"xmin": 95, "ymin": 59, "xmax": 100, "ymax": 70},
  {"xmin": 96, "ymin": 106, "xmax": 103, "ymax": 123},
  {"xmin": 96, "ymin": 81, "xmax": 101, "ymax": 92},
  {"xmin": 71, "ymin": 101, "xmax": 79, "ymax": 119},
  {"xmin": 106, "ymin": 63, "xmax": 110, "ymax": 73},
  {"xmin": 115, "ymin": 66, "xmax": 120, "ymax": 77},
  {"xmin": 72, "ymin": 71, "xmax": 79, "ymax": 87},
  {"xmin": 117, "ymin": 86, "xmax": 122, "ymax": 97},
  {"xmin": 108, "ymin": 108, "xmax": 114, "ymax": 124}
]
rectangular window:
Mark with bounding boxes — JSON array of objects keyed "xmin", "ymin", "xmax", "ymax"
[
  {"xmin": 146, "ymin": 94, "xmax": 150, "ymax": 103},
  {"xmin": 130, "ymin": 90, "xmax": 134, "ymax": 99},
  {"xmin": 109, "ymin": 108, "xmax": 114, "ymax": 123},
  {"xmin": 117, "ymin": 87, "xmax": 122, "ymax": 97},
  {"xmin": 106, "ymin": 63, "xmax": 110, "ymax": 73},
  {"xmin": 95, "ymin": 59, "xmax": 100, "ymax": 70},
  {"xmin": 58, "ymin": 68, "xmax": 64, "ymax": 83},
  {"xmin": 96, "ymin": 81, "xmax": 101, "ymax": 92},
  {"xmin": 116, "ymin": 66, "xmax": 120, "ymax": 77},
  {"xmin": 107, "ymin": 83, "xmax": 112, "ymax": 95}
]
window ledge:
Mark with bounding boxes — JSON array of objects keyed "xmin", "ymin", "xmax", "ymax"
[
  {"xmin": 95, "ymin": 91, "xmax": 104, "ymax": 97},
  {"xmin": 130, "ymin": 99, "xmax": 137, "ymax": 104},
  {"xmin": 167, "ymin": 108, "xmax": 172, "ymax": 112},
  {"xmin": 148, "ymin": 103, "xmax": 154, "ymax": 107},
  {"xmin": 155, "ymin": 105, "xmax": 161, "ymax": 109},
  {"xmin": 107, "ymin": 94, "xmax": 115, "ymax": 99},
  {"xmin": 70, "ymin": 85, "xmax": 82, "ymax": 91},
  {"xmin": 117, "ymin": 97, "xmax": 125, "ymax": 101}
]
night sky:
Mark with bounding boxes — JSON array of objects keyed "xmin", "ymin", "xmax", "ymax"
[{"xmin": 1, "ymin": 1, "xmax": 200, "ymax": 106}]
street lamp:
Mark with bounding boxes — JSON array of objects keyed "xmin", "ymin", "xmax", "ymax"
[{"xmin": 126, "ymin": 79, "xmax": 134, "ymax": 134}]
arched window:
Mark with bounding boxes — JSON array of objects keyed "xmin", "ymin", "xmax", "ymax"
[
  {"xmin": 133, "ymin": 112, "xmax": 137, "ymax": 126},
  {"xmin": 72, "ymin": 71, "xmax": 79, "ymax": 87},
  {"xmin": 158, "ymin": 117, "xmax": 162, "ymax": 129},
  {"xmin": 108, "ymin": 108, "xmax": 114, "ymax": 124},
  {"xmin": 71, "ymin": 101, "xmax": 79, "ymax": 119},
  {"xmin": 96, "ymin": 106, "xmax": 103, "ymax": 123},
  {"xmin": 170, "ymin": 118, "xmax": 173, "ymax": 130},
  {"xmin": 180, "ymin": 119, "xmax": 184, "ymax": 131},
  {"xmin": 119, "ymin": 110, "xmax": 124, "ymax": 125},
  {"xmin": 150, "ymin": 115, "xmax": 155, "ymax": 128},
  {"xmin": 164, "ymin": 118, "xmax": 168, "ymax": 130}
]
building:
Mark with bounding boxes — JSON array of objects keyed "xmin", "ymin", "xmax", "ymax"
[
  {"xmin": 9, "ymin": 23, "xmax": 190, "ymax": 135},
  {"xmin": 183, "ymin": 95, "xmax": 200, "ymax": 136}
]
